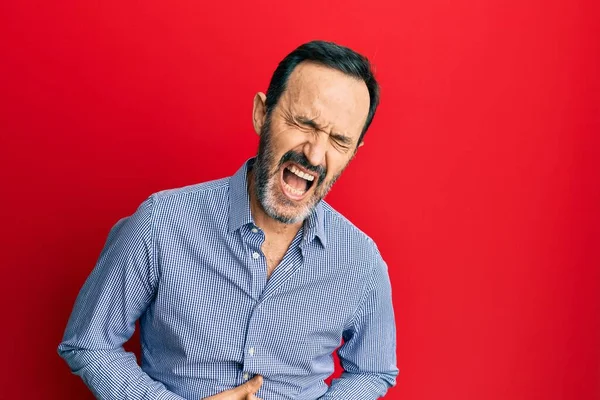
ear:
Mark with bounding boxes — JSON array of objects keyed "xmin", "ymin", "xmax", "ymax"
[
  {"xmin": 252, "ymin": 92, "xmax": 267, "ymax": 135},
  {"xmin": 351, "ymin": 141, "xmax": 364, "ymax": 158}
]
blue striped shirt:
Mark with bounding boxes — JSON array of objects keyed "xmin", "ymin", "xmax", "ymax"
[{"xmin": 58, "ymin": 159, "xmax": 398, "ymax": 399}]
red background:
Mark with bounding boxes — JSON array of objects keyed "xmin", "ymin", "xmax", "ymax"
[{"xmin": 1, "ymin": 1, "xmax": 599, "ymax": 399}]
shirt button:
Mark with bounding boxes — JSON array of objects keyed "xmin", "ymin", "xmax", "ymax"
[
  {"xmin": 251, "ymin": 227, "xmax": 258, "ymax": 233},
  {"xmin": 249, "ymin": 347, "xmax": 255, "ymax": 356},
  {"xmin": 243, "ymin": 372, "xmax": 249, "ymax": 380},
  {"xmin": 252, "ymin": 252, "xmax": 260, "ymax": 259}
]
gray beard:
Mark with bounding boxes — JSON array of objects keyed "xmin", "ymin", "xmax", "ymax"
[{"xmin": 252, "ymin": 118, "xmax": 340, "ymax": 224}]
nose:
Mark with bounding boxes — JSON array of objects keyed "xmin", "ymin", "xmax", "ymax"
[{"xmin": 303, "ymin": 131, "xmax": 327, "ymax": 168}]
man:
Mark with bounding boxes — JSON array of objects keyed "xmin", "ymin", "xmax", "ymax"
[{"xmin": 59, "ymin": 40, "xmax": 398, "ymax": 400}]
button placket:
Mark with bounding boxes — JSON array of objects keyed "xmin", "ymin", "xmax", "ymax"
[
  {"xmin": 243, "ymin": 300, "xmax": 263, "ymax": 373},
  {"xmin": 242, "ymin": 225, "xmax": 267, "ymax": 302}
]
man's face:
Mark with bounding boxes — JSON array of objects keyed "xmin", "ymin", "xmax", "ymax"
[{"xmin": 253, "ymin": 62, "xmax": 370, "ymax": 224}]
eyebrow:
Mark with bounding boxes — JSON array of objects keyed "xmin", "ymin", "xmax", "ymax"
[{"xmin": 294, "ymin": 116, "xmax": 353, "ymax": 145}]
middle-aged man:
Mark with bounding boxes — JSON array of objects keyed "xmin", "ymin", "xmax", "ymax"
[{"xmin": 59, "ymin": 40, "xmax": 398, "ymax": 400}]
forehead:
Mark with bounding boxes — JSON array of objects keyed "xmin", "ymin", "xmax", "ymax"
[{"xmin": 281, "ymin": 62, "xmax": 370, "ymax": 139}]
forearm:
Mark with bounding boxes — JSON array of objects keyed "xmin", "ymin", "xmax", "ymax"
[
  {"xmin": 58, "ymin": 344, "xmax": 185, "ymax": 400},
  {"xmin": 320, "ymin": 371, "xmax": 396, "ymax": 399}
]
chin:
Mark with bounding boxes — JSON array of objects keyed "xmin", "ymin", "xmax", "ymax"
[{"xmin": 262, "ymin": 190, "xmax": 319, "ymax": 225}]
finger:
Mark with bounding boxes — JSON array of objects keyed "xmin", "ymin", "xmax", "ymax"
[
  {"xmin": 233, "ymin": 375, "xmax": 263, "ymax": 395},
  {"xmin": 246, "ymin": 395, "xmax": 263, "ymax": 400}
]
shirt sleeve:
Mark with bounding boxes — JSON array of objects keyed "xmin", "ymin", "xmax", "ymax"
[
  {"xmin": 320, "ymin": 248, "xmax": 399, "ymax": 399},
  {"xmin": 57, "ymin": 195, "xmax": 185, "ymax": 400}
]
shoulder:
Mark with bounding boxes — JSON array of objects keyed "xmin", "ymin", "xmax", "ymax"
[
  {"xmin": 141, "ymin": 177, "xmax": 231, "ymax": 222},
  {"xmin": 152, "ymin": 177, "xmax": 230, "ymax": 202},
  {"xmin": 320, "ymin": 201, "xmax": 382, "ymax": 260},
  {"xmin": 150, "ymin": 176, "xmax": 230, "ymax": 208}
]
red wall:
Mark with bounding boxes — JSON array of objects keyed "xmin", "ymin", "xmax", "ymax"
[{"xmin": 1, "ymin": 1, "xmax": 599, "ymax": 399}]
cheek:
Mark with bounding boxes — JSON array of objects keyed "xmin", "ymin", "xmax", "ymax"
[{"xmin": 325, "ymin": 153, "xmax": 352, "ymax": 178}]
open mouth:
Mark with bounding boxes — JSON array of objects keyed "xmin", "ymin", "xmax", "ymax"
[{"xmin": 280, "ymin": 163, "xmax": 317, "ymax": 199}]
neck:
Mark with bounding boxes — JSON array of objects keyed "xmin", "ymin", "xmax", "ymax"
[{"xmin": 247, "ymin": 170, "xmax": 303, "ymax": 238}]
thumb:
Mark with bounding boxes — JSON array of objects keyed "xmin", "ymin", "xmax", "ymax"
[{"xmin": 235, "ymin": 375, "xmax": 263, "ymax": 395}]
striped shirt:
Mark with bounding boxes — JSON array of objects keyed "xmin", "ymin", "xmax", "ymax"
[{"xmin": 58, "ymin": 158, "xmax": 398, "ymax": 399}]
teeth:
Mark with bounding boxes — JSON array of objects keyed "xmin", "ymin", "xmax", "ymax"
[
  {"xmin": 289, "ymin": 165, "xmax": 315, "ymax": 181},
  {"xmin": 283, "ymin": 181, "xmax": 306, "ymax": 196}
]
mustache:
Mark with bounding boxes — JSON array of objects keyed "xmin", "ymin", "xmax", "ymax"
[{"xmin": 278, "ymin": 151, "xmax": 327, "ymax": 186}]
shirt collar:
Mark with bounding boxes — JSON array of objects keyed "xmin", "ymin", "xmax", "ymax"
[
  {"xmin": 303, "ymin": 197, "xmax": 327, "ymax": 248},
  {"xmin": 227, "ymin": 158, "xmax": 327, "ymax": 248}
]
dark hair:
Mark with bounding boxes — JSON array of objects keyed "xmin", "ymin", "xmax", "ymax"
[{"xmin": 265, "ymin": 40, "xmax": 380, "ymax": 144}]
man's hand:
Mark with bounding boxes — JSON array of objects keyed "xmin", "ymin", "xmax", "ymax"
[{"xmin": 203, "ymin": 375, "xmax": 263, "ymax": 400}]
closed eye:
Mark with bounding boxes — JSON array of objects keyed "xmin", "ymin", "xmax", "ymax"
[
  {"xmin": 330, "ymin": 134, "xmax": 352, "ymax": 147},
  {"xmin": 294, "ymin": 115, "xmax": 354, "ymax": 152},
  {"xmin": 295, "ymin": 116, "xmax": 320, "ymax": 131}
]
